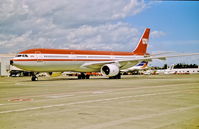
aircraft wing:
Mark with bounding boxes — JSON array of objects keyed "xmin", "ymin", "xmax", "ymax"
[
  {"xmin": 82, "ymin": 53, "xmax": 199, "ymax": 69},
  {"xmin": 149, "ymin": 51, "xmax": 175, "ymax": 56},
  {"xmin": 82, "ymin": 61, "xmax": 116, "ymax": 69}
]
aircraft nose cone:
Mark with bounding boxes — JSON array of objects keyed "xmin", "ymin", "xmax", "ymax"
[{"xmin": 10, "ymin": 60, "xmax": 14, "ymax": 65}]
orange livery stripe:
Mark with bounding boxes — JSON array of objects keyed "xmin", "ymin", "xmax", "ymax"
[
  {"xmin": 13, "ymin": 59, "xmax": 113, "ymax": 62},
  {"xmin": 19, "ymin": 48, "xmax": 136, "ymax": 55}
]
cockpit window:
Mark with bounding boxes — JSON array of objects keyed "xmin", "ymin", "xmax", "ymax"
[{"xmin": 16, "ymin": 55, "xmax": 22, "ymax": 57}]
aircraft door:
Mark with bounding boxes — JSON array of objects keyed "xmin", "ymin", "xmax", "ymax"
[
  {"xmin": 70, "ymin": 52, "xmax": 76, "ymax": 61},
  {"xmin": 35, "ymin": 51, "xmax": 43, "ymax": 62}
]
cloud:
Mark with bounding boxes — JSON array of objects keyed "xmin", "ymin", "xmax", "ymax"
[
  {"xmin": 63, "ymin": 23, "xmax": 139, "ymax": 51},
  {"xmin": 0, "ymin": 0, "xmax": 146, "ymax": 29},
  {"xmin": 24, "ymin": 0, "xmax": 146, "ymax": 26},
  {"xmin": 0, "ymin": 22, "xmax": 139, "ymax": 53},
  {"xmin": 0, "ymin": 0, "xmax": 29, "ymax": 20},
  {"xmin": 0, "ymin": 31, "xmax": 44, "ymax": 53},
  {"xmin": 151, "ymin": 30, "xmax": 166, "ymax": 38},
  {"xmin": 0, "ymin": 0, "xmax": 146, "ymax": 53}
]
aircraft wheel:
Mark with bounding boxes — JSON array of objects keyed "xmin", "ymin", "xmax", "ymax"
[
  {"xmin": 116, "ymin": 73, "xmax": 121, "ymax": 79},
  {"xmin": 81, "ymin": 73, "xmax": 86, "ymax": 79},
  {"xmin": 109, "ymin": 73, "xmax": 121, "ymax": 79},
  {"xmin": 31, "ymin": 76, "xmax": 38, "ymax": 81},
  {"xmin": 81, "ymin": 75, "xmax": 85, "ymax": 79},
  {"xmin": 78, "ymin": 75, "xmax": 82, "ymax": 79},
  {"xmin": 78, "ymin": 73, "xmax": 86, "ymax": 79},
  {"xmin": 85, "ymin": 75, "xmax": 90, "ymax": 79}
]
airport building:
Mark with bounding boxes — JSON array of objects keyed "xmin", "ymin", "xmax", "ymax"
[
  {"xmin": 0, "ymin": 54, "xmax": 14, "ymax": 76},
  {"xmin": 0, "ymin": 54, "xmax": 24, "ymax": 76},
  {"xmin": 145, "ymin": 65, "xmax": 199, "ymax": 75}
]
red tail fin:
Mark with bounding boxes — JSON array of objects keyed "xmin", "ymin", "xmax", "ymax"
[{"xmin": 132, "ymin": 28, "xmax": 150, "ymax": 55}]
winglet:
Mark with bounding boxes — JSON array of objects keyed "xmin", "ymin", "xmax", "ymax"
[{"xmin": 132, "ymin": 28, "xmax": 150, "ymax": 55}]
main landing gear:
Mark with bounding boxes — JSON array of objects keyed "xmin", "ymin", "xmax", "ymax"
[
  {"xmin": 31, "ymin": 72, "xmax": 38, "ymax": 81},
  {"xmin": 78, "ymin": 73, "xmax": 90, "ymax": 79},
  {"xmin": 109, "ymin": 73, "xmax": 121, "ymax": 79}
]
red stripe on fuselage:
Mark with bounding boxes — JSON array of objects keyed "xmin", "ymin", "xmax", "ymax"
[
  {"xmin": 12, "ymin": 59, "xmax": 113, "ymax": 61},
  {"xmin": 19, "ymin": 48, "xmax": 140, "ymax": 55}
]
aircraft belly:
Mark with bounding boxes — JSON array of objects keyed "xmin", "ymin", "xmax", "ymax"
[{"xmin": 14, "ymin": 61, "xmax": 99, "ymax": 72}]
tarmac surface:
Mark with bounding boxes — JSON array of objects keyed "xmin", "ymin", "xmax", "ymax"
[{"xmin": 0, "ymin": 74, "xmax": 199, "ymax": 129}]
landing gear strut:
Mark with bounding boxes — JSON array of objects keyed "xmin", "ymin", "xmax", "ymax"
[
  {"xmin": 109, "ymin": 73, "xmax": 121, "ymax": 79},
  {"xmin": 78, "ymin": 73, "xmax": 90, "ymax": 79}
]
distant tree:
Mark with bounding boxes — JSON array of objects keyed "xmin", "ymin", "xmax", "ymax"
[
  {"xmin": 174, "ymin": 63, "xmax": 198, "ymax": 68},
  {"xmin": 163, "ymin": 64, "xmax": 168, "ymax": 69}
]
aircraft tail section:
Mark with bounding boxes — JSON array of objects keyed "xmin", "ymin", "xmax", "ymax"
[
  {"xmin": 132, "ymin": 28, "xmax": 150, "ymax": 55},
  {"xmin": 136, "ymin": 61, "xmax": 148, "ymax": 69}
]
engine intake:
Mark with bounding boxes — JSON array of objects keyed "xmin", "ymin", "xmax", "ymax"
[{"xmin": 101, "ymin": 64, "xmax": 119, "ymax": 77}]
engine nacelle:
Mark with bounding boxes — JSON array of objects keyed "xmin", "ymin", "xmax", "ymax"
[{"xmin": 101, "ymin": 64, "xmax": 119, "ymax": 77}]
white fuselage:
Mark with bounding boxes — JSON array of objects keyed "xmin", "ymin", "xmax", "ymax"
[
  {"xmin": 13, "ymin": 53, "xmax": 142, "ymax": 72},
  {"xmin": 164, "ymin": 68, "xmax": 199, "ymax": 74}
]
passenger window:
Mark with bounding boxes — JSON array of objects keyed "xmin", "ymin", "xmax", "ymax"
[{"xmin": 16, "ymin": 55, "xmax": 22, "ymax": 57}]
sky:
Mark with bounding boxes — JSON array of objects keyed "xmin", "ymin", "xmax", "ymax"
[{"xmin": 0, "ymin": 0, "xmax": 199, "ymax": 66}]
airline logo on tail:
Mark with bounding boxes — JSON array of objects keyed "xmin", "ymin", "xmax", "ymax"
[
  {"xmin": 122, "ymin": 61, "xmax": 149, "ymax": 72},
  {"xmin": 136, "ymin": 61, "xmax": 148, "ymax": 68},
  {"xmin": 142, "ymin": 38, "xmax": 148, "ymax": 44},
  {"xmin": 132, "ymin": 28, "xmax": 150, "ymax": 55}
]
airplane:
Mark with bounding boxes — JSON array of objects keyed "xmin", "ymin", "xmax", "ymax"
[
  {"xmin": 164, "ymin": 64, "xmax": 199, "ymax": 74},
  {"xmin": 121, "ymin": 61, "xmax": 149, "ymax": 72},
  {"xmin": 10, "ymin": 28, "xmax": 199, "ymax": 81}
]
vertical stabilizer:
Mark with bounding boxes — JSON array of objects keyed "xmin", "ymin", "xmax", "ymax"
[{"xmin": 132, "ymin": 28, "xmax": 150, "ymax": 55}]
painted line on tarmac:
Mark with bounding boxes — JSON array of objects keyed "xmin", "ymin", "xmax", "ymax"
[
  {"xmin": 92, "ymin": 91, "xmax": 111, "ymax": 94},
  {"xmin": 112, "ymin": 82, "xmax": 199, "ymax": 92},
  {"xmin": 0, "ymin": 90, "xmax": 188, "ymax": 114},
  {"xmin": 0, "ymin": 82, "xmax": 13, "ymax": 83},
  {"xmin": 100, "ymin": 99, "xmax": 144, "ymax": 104},
  {"xmin": 0, "ymin": 86, "xmax": 197, "ymax": 107},
  {"xmin": 3, "ymin": 82, "xmax": 198, "ymax": 101},
  {"xmin": 0, "ymin": 88, "xmax": 181, "ymax": 106},
  {"xmin": 46, "ymin": 94, "xmax": 74, "ymax": 99},
  {"xmin": 79, "ymin": 105, "xmax": 199, "ymax": 129}
]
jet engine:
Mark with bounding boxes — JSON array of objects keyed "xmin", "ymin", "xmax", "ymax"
[{"xmin": 101, "ymin": 64, "xmax": 119, "ymax": 76}]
